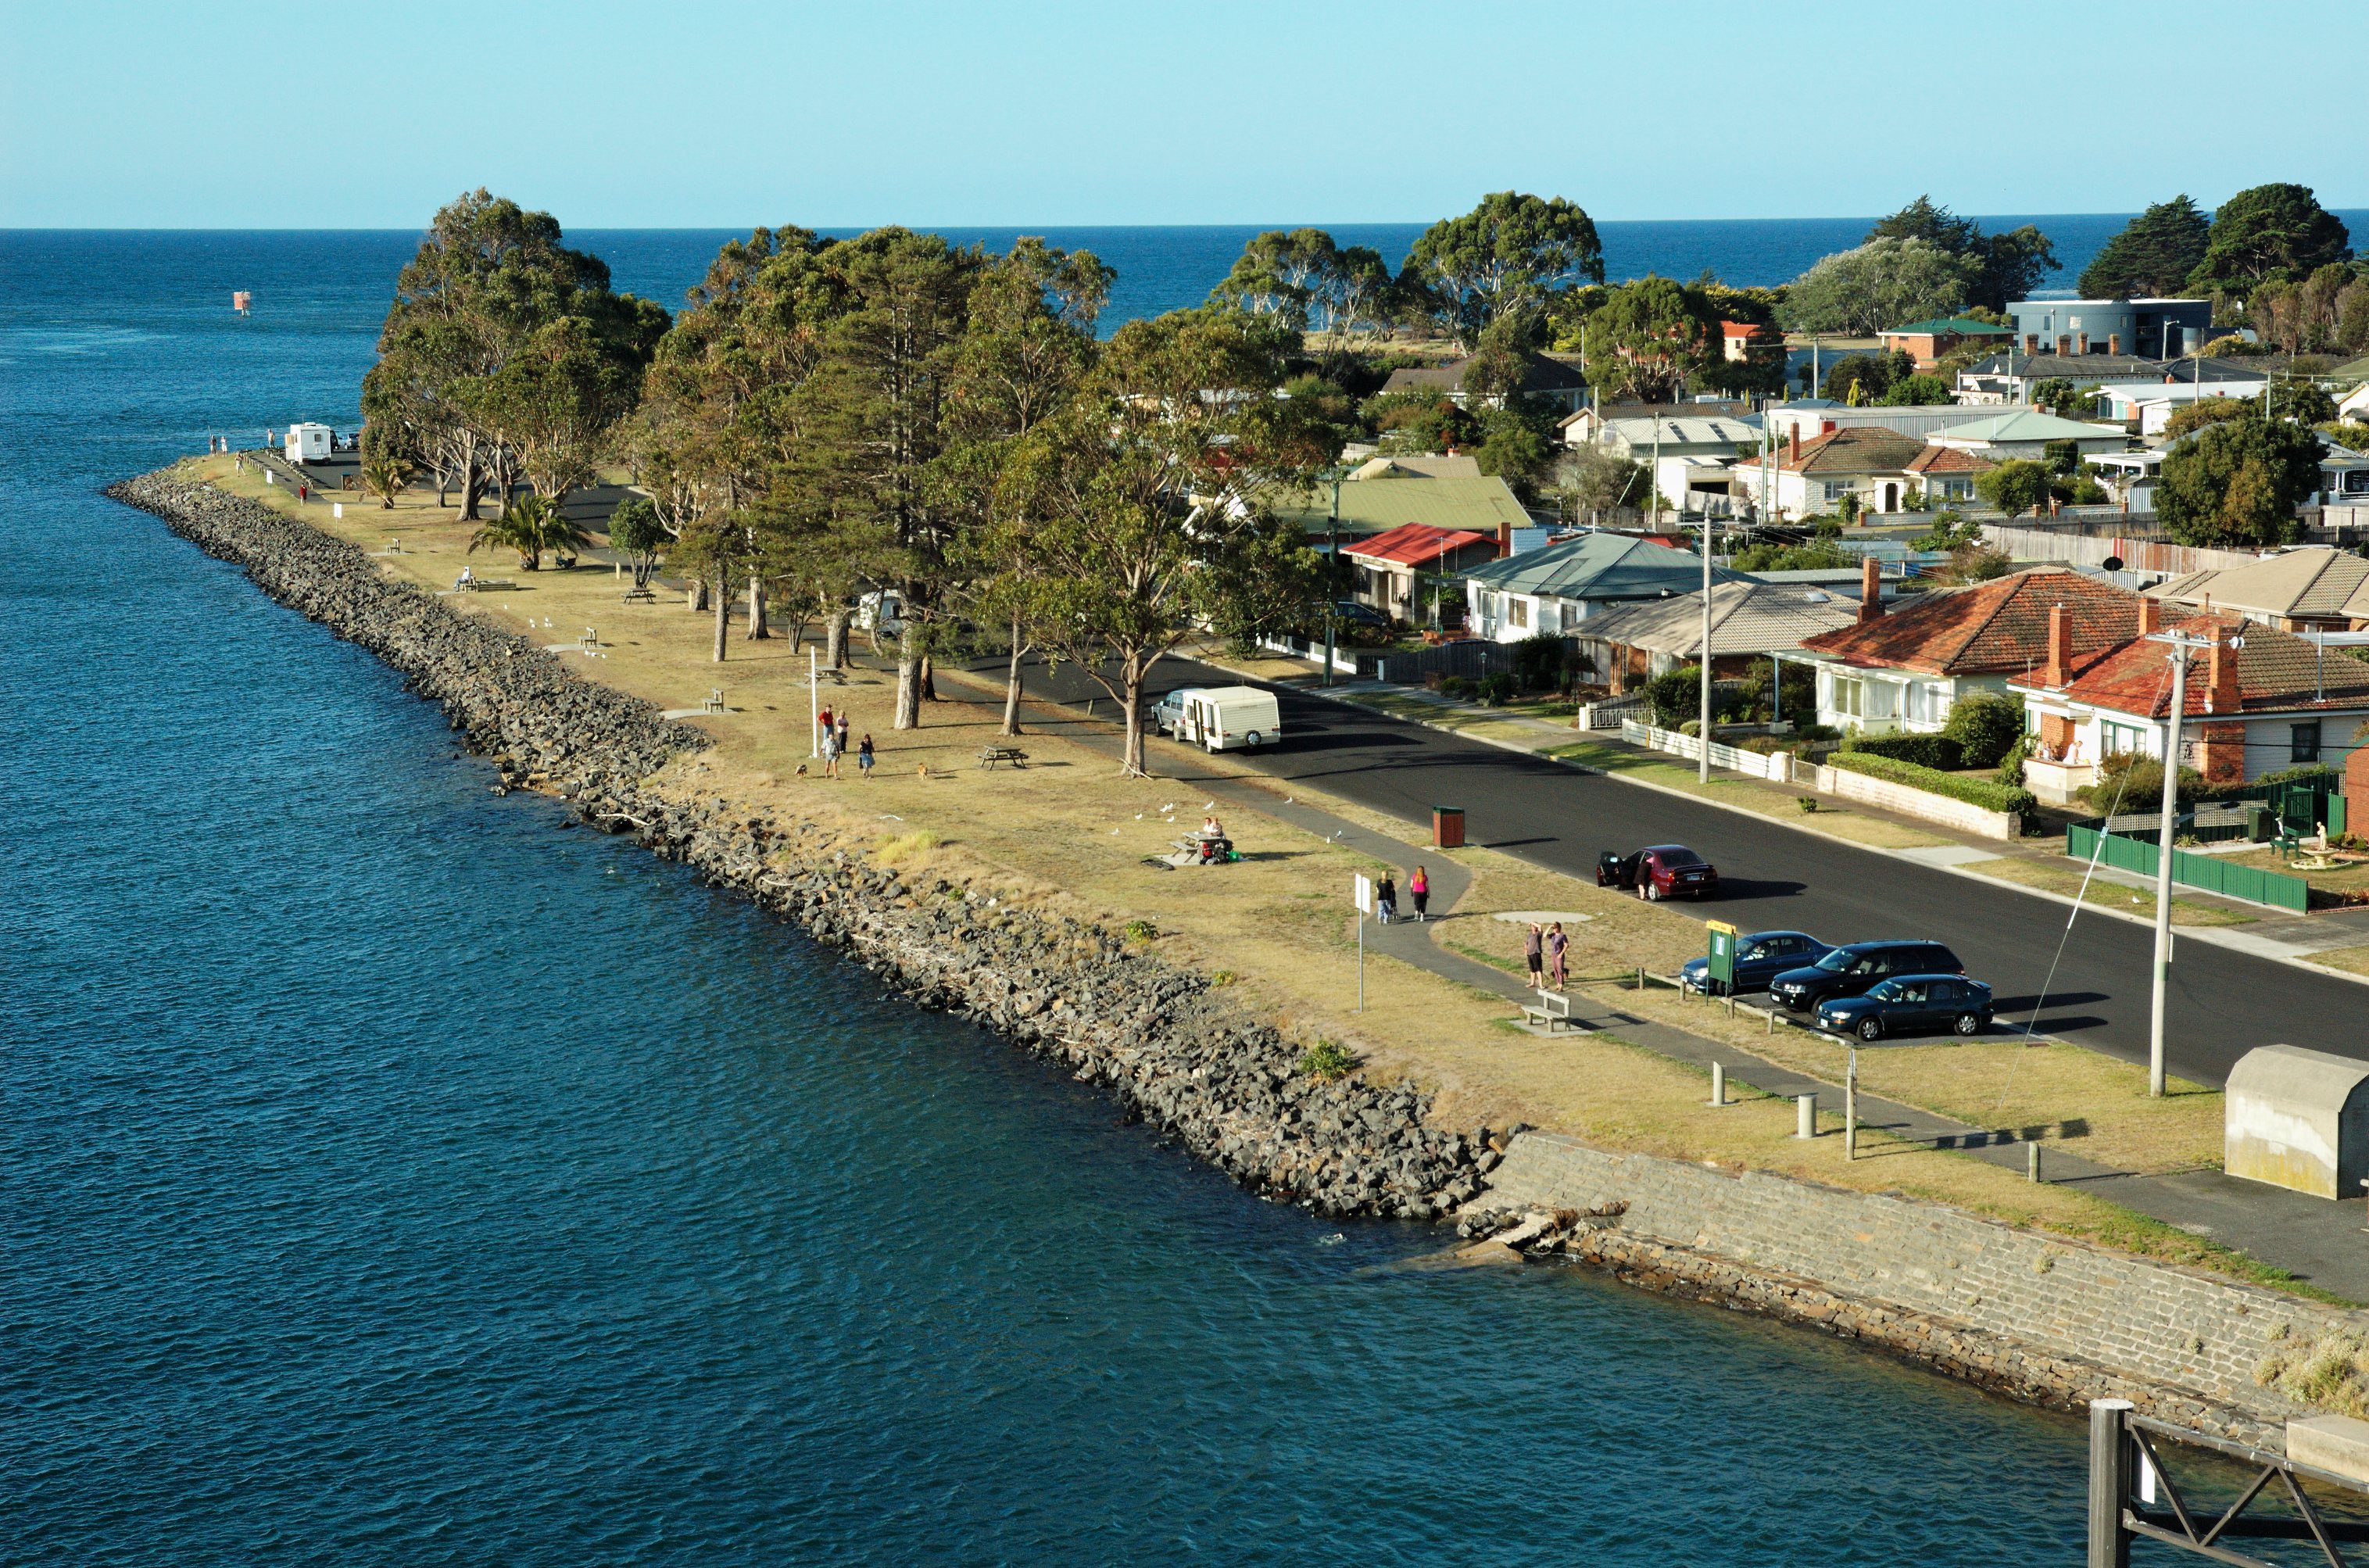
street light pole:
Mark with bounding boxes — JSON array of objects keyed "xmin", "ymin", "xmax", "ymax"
[
  {"xmin": 1323, "ymin": 474, "xmax": 1341, "ymax": 687},
  {"xmin": 2145, "ymin": 628, "xmax": 2209, "ymax": 1097},
  {"xmin": 1700, "ymin": 498, "xmax": 1714, "ymax": 783}
]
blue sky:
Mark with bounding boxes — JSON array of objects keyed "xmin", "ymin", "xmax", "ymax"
[{"xmin": 4, "ymin": 0, "xmax": 2362, "ymax": 228}]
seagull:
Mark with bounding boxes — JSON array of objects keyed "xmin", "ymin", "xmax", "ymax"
[
  {"xmin": 879, "ymin": 814, "xmax": 903, "ymax": 822},
  {"xmin": 1204, "ymin": 800, "xmax": 1215, "ymax": 809},
  {"xmin": 1111, "ymin": 828, "xmax": 1122, "ymax": 835},
  {"xmin": 1135, "ymin": 813, "xmax": 1143, "ymax": 819},
  {"xmin": 1161, "ymin": 803, "xmax": 1175, "ymax": 813}
]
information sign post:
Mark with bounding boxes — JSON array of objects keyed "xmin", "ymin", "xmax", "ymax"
[{"xmin": 1705, "ymin": 919, "xmax": 1739, "ymax": 997}]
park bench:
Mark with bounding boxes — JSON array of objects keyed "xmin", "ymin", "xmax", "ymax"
[
  {"xmin": 621, "ymin": 584, "xmax": 657, "ymax": 604},
  {"xmin": 1520, "ymin": 990, "xmax": 1579, "ymax": 1033},
  {"xmin": 702, "ymin": 688, "xmax": 726, "ymax": 715},
  {"xmin": 976, "ymin": 743, "xmax": 1029, "ymax": 769},
  {"xmin": 577, "ymin": 628, "xmax": 599, "ymax": 654}
]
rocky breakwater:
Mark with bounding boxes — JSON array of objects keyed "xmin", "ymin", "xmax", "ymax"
[{"xmin": 109, "ymin": 471, "xmax": 1483, "ymax": 1219}]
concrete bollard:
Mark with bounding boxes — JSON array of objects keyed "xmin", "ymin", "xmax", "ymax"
[
  {"xmin": 2029, "ymin": 1140, "xmax": 2042, "ymax": 1183},
  {"xmin": 1708, "ymin": 1062, "xmax": 1727, "ymax": 1108},
  {"xmin": 1795, "ymin": 1093, "xmax": 1817, "ymax": 1139}
]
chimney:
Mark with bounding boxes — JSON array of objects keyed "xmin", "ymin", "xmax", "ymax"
[
  {"xmin": 2042, "ymin": 603, "xmax": 2072, "ymax": 688},
  {"xmin": 1497, "ymin": 518, "xmax": 1512, "ymax": 560},
  {"xmin": 2109, "ymin": 333, "xmax": 2123, "ymax": 356},
  {"xmin": 1790, "ymin": 428, "xmax": 1801, "ymax": 464},
  {"xmin": 2025, "ymin": 333, "xmax": 2041, "ymax": 353},
  {"xmin": 2056, "ymin": 334, "xmax": 2072, "ymax": 356},
  {"xmin": 1856, "ymin": 556, "xmax": 1884, "ymax": 622},
  {"xmin": 2138, "ymin": 596, "xmax": 2162, "ymax": 636},
  {"xmin": 2077, "ymin": 332, "xmax": 2091, "ymax": 355},
  {"xmin": 2205, "ymin": 620, "xmax": 2241, "ymax": 714}
]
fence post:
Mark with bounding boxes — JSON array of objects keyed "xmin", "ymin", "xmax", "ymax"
[{"xmin": 2088, "ymin": 1399, "xmax": 2134, "ymax": 1568}]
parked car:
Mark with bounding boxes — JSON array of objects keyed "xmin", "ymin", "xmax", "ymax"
[
  {"xmin": 1597, "ymin": 844, "xmax": 1719, "ymax": 901},
  {"xmin": 1330, "ymin": 601, "xmax": 1390, "ymax": 632},
  {"xmin": 1678, "ymin": 930, "xmax": 1832, "ymax": 996},
  {"xmin": 1816, "ymin": 975, "xmax": 1995, "ymax": 1040},
  {"xmin": 1767, "ymin": 940, "xmax": 1965, "ymax": 1013}
]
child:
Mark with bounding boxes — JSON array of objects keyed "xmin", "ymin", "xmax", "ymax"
[{"xmin": 857, "ymin": 733, "xmax": 875, "ymax": 779}]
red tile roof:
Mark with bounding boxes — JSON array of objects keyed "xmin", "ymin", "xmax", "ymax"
[
  {"xmin": 1778, "ymin": 424, "xmax": 1927, "ymax": 474},
  {"xmin": 2013, "ymin": 611, "xmax": 2369, "ymax": 717},
  {"xmin": 1343, "ymin": 521, "xmax": 1494, "ymax": 567},
  {"xmin": 1799, "ymin": 567, "xmax": 2145, "ymax": 677},
  {"xmin": 1903, "ymin": 445, "xmax": 1995, "ymax": 475}
]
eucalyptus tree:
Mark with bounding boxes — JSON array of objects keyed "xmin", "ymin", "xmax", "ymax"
[
  {"xmin": 1007, "ymin": 308, "xmax": 1327, "ymax": 776},
  {"xmin": 1208, "ymin": 228, "xmax": 1392, "ymax": 374},
  {"xmin": 1403, "ymin": 192, "xmax": 1603, "ymax": 349}
]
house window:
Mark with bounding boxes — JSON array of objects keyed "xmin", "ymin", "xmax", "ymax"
[
  {"xmin": 1830, "ymin": 675, "xmax": 1863, "ymax": 718},
  {"xmin": 2102, "ymin": 721, "xmax": 2147, "ymax": 757},
  {"xmin": 1823, "ymin": 481, "xmax": 1848, "ymax": 503},
  {"xmin": 1508, "ymin": 597, "xmax": 1529, "ymax": 629},
  {"xmin": 2293, "ymin": 721, "xmax": 2323, "ymax": 764}
]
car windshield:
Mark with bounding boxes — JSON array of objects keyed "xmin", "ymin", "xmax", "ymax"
[
  {"xmin": 1813, "ymin": 950, "xmax": 1853, "ymax": 972},
  {"xmin": 1654, "ymin": 848, "xmax": 1702, "ymax": 868}
]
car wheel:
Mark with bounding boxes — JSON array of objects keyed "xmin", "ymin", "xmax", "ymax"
[
  {"xmin": 1857, "ymin": 1017, "xmax": 1884, "ymax": 1042},
  {"xmin": 1246, "ymin": 730, "xmax": 1261, "ymax": 747},
  {"xmin": 1954, "ymin": 1012, "xmax": 1981, "ymax": 1036},
  {"xmin": 1644, "ymin": 881, "xmax": 1663, "ymax": 901}
]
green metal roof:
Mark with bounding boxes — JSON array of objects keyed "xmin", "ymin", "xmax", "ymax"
[
  {"xmin": 1462, "ymin": 532, "xmax": 1746, "ymax": 600},
  {"xmin": 1884, "ymin": 317, "xmax": 2013, "ymax": 337},
  {"xmin": 1270, "ymin": 474, "xmax": 1532, "ymax": 539}
]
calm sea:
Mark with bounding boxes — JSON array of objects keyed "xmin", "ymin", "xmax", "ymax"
[{"xmin": 0, "ymin": 227, "xmax": 2118, "ymax": 1565}]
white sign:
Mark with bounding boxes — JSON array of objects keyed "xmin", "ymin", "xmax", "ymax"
[{"xmin": 1352, "ymin": 872, "xmax": 1373, "ymax": 915}]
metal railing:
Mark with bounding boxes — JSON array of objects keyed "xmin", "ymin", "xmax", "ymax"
[{"xmin": 2089, "ymin": 1399, "xmax": 2369, "ymax": 1567}]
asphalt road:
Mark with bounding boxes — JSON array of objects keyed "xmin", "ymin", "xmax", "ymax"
[{"xmin": 982, "ymin": 653, "xmax": 2365, "ymax": 1090}]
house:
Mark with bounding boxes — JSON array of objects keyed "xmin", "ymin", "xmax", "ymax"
[
  {"xmin": 1340, "ymin": 523, "xmax": 1499, "ymax": 625},
  {"xmin": 1459, "ymin": 532, "xmax": 1745, "ymax": 643},
  {"xmin": 1920, "ymin": 408, "xmax": 2131, "ymax": 463},
  {"xmin": 1763, "ymin": 401, "xmax": 1999, "ymax": 442},
  {"xmin": 2003, "ymin": 298, "xmax": 2217, "ymax": 361},
  {"xmin": 2092, "ymin": 378, "xmax": 2270, "ymax": 435},
  {"xmin": 1719, "ymin": 319, "xmax": 1783, "ymax": 369},
  {"xmin": 1764, "ymin": 424, "xmax": 1930, "ymax": 519},
  {"xmin": 1557, "ymin": 399, "xmax": 1750, "ymax": 448},
  {"xmin": 1588, "ymin": 413, "xmax": 1761, "ymax": 462},
  {"xmin": 1571, "ymin": 578, "xmax": 1864, "ymax": 696},
  {"xmin": 1269, "ymin": 473, "xmax": 1533, "ymax": 548},
  {"xmin": 1380, "ymin": 349, "xmax": 1588, "ymax": 411},
  {"xmin": 1956, "ymin": 353, "xmax": 2258, "ymax": 405},
  {"xmin": 2149, "ymin": 547, "xmax": 2369, "ymax": 633},
  {"xmin": 1347, "ymin": 453, "xmax": 1483, "ymax": 481},
  {"xmin": 1795, "ymin": 564, "xmax": 2147, "ymax": 734},
  {"xmin": 2340, "ymin": 381, "xmax": 2369, "ymax": 423},
  {"xmin": 1878, "ymin": 316, "xmax": 2013, "ymax": 369},
  {"xmin": 2011, "ymin": 605, "xmax": 2369, "ymax": 797},
  {"xmin": 1902, "ymin": 444, "xmax": 1995, "ymax": 504},
  {"xmin": 2086, "ymin": 449, "xmax": 2164, "ymax": 512}
]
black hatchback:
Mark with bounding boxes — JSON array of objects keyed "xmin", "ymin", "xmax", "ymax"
[{"xmin": 1767, "ymin": 940, "xmax": 1965, "ymax": 1013}]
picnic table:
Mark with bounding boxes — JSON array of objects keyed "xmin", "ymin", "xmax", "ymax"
[
  {"xmin": 621, "ymin": 585, "xmax": 657, "ymax": 603},
  {"xmin": 976, "ymin": 743, "xmax": 1029, "ymax": 769}
]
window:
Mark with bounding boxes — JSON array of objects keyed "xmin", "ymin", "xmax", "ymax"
[
  {"xmin": 2102, "ymin": 721, "xmax": 2148, "ymax": 757},
  {"xmin": 1508, "ymin": 597, "xmax": 1529, "ymax": 629},
  {"xmin": 2293, "ymin": 722, "xmax": 2323, "ymax": 764},
  {"xmin": 1830, "ymin": 675, "xmax": 1863, "ymax": 718}
]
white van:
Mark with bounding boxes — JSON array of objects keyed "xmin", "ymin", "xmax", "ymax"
[{"xmin": 1161, "ymin": 685, "xmax": 1282, "ymax": 752}]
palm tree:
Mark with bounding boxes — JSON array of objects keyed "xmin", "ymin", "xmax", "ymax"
[
  {"xmin": 469, "ymin": 492, "xmax": 585, "ymax": 569},
  {"xmin": 361, "ymin": 449, "xmax": 412, "ymax": 510}
]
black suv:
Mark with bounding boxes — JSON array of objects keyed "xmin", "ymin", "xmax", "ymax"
[{"xmin": 1768, "ymin": 940, "xmax": 1965, "ymax": 1013}]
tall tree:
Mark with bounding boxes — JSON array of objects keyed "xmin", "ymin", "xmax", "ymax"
[
  {"xmin": 2077, "ymin": 195, "xmax": 2212, "ymax": 298},
  {"xmin": 1011, "ymin": 310, "xmax": 1326, "ymax": 775},
  {"xmin": 1208, "ymin": 228, "xmax": 1392, "ymax": 374},
  {"xmin": 2188, "ymin": 184, "xmax": 2352, "ymax": 299},
  {"xmin": 1577, "ymin": 277, "xmax": 1717, "ymax": 403},
  {"xmin": 1780, "ymin": 238, "xmax": 1981, "ymax": 335},
  {"xmin": 2157, "ymin": 412, "xmax": 2324, "ymax": 547},
  {"xmin": 1405, "ymin": 192, "xmax": 1604, "ymax": 349},
  {"xmin": 1865, "ymin": 195, "xmax": 2058, "ymax": 310}
]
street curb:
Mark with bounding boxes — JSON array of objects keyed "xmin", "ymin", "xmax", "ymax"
[{"xmin": 1193, "ymin": 652, "xmax": 2369, "ymax": 997}]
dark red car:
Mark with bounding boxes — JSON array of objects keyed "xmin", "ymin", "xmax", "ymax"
[{"xmin": 1597, "ymin": 844, "xmax": 1719, "ymax": 901}]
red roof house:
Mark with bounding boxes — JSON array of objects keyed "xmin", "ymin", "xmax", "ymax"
[{"xmin": 1341, "ymin": 523, "xmax": 1499, "ymax": 625}]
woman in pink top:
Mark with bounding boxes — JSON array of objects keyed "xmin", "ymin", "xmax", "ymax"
[{"xmin": 1409, "ymin": 865, "xmax": 1430, "ymax": 922}]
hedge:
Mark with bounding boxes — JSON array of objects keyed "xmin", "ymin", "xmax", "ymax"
[
  {"xmin": 1841, "ymin": 732, "xmax": 1963, "ymax": 771},
  {"xmin": 1829, "ymin": 750, "xmax": 2039, "ymax": 818}
]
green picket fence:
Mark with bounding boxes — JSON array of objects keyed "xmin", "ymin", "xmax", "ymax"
[{"xmin": 2065, "ymin": 823, "xmax": 2310, "ymax": 912}]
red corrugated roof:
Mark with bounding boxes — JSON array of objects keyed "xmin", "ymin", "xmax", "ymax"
[{"xmin": 1344, "ymin": 522, "xmax": 1494, "ymax": 567}]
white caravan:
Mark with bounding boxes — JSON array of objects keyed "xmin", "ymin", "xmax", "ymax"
[{"xmin": 1160, "ymin": 686, "xmax": 1283, "ymax": 751}]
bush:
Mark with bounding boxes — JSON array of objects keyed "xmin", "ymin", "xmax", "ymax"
[
  {"xmin": 1478, "ymin": 672, "xmax": 1517, "ymax": 706},
  {"xmin": 1644, "ymin": 664, "xmax": 1703, "ymax": 727},
  {"xmin": 1842, "ymin": 732, "xmax": 1964, "ymax": 770},
  {"xmin": 1299, "ymin": 1040, "xmax": 1358, "ymax": 1082},
  {"xmin": 1440, "ymin": 675, "xmax": 1473, "ymax": 700},
  {"xmin": 1942, "ymin": 692, "xmax": 2025, "ymax": 769},
  {"xmin": 1830, "ymin": 750, "xmax": 2038, "ymax": 817},
  {"xmin": 1995, "ymin": 732, "xmax": 2034, "ymax": 788},
  {"xmin": 1513, "ymin": 632, "xmax": 1568, "ymax": 692}
]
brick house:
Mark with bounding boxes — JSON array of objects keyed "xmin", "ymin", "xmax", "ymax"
[
  {"xmin": 1796, "ymin": 564, "xmax": 2147, "ymax": 735},
  {"xmin": 2011, "ymin": 607, "xmax": 2369, "ymax": 798}
]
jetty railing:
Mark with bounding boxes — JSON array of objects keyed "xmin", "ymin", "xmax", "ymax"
[{"xmin": 2088, "ymin": 1399, "xmax": 2369, "ymax": 1567}]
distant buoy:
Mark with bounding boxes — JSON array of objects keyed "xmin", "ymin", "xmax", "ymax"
[{"xmin": 232, "ymin": 291, "xmax": 252, "ymax": 316}]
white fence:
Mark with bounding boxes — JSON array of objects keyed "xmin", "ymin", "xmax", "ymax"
[
  {"xmin": 1254, "ymin": 634, "xmax": 1359, "ymax": 675},
  {"xmin": 1620, "ymin": 720, "xmax": 1791, "ymax": 782}
]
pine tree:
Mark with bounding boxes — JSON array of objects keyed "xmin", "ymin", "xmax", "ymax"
[{"xmin": 2077, "ymin": 195, "xmax": 2212, "ymax": 298}]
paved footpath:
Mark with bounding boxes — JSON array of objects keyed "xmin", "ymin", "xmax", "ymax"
[{"xmin": 924, "ymin": 659, "xmax": 2369, "ymax": 1303}]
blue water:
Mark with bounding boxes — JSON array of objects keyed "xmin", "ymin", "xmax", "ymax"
[{"xmin": 0, "ymin": 228, "xmax": 2119, "ymax": 1565}]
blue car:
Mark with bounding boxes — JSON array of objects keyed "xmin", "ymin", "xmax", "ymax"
[
  {"xmin": 1815, "ymin": 975, "xmax": 1995, "ymax": 1040},
  {"xmin": 1678, "ymin": 930, "xmax": 1832, "ymax": 996}
]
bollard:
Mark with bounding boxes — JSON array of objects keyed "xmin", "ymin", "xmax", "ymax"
[
  {"xmin": 2029, "ymin": 1140, "xmax": 2043, "ymax": 1183},
  {"xmin": 1766, "ymin": 1007, "xmax": 1775, "ymax": 1035},
  {"xmin": 2088, "ymin": 1399, "xmax": 2135, "ymax": 1568},
  {"xmin": 1795, "ymin": 1093, "xmax": 1817, "ymax": 1139},
  {"xmin": 1845, "ymin": 1051, "xmax": 1857, "ymax": 1162},
  {"xmin": 1708, "ymin": 1062, "xmax": 1727, "ymax": 1108}
]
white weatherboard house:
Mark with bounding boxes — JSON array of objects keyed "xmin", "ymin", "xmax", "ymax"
[
  {"xmin": 1920, "ymin": 408, "xmax": 2129, "ymax": 463},
  {"xmin": 1459, "ymin": 532, "xmax": 1743, "ymax": 643}
]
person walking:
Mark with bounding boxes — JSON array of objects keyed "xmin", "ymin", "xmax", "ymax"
[
  {"xmin": 836, "ymin": 714, "xmax": 851, "ymax": 757},
  {"xmin": 817, "ymin": 705, "xmax": 834, "ymax": 751},
  {"xmin": 1409, "ymin": 865, "xmax": 1430, "ymax": 922},
  {"xmin": 1525, "ymin": 922, "xmax": 1544, "ymax": 988},
  {"xmin": 1375, "ymin": 873, "xmax": 1397, "ymax": 925},
  {"xmin": 820, "ymin": 723, "xmax": 842, "ymax": 780},
  {"xmin": 1546, "ymin": 922, "xmax": 1569, "ymax": 991},
  {"xmin": 857, "ymin": 733, "xmax": 875, "ymax": 779}
]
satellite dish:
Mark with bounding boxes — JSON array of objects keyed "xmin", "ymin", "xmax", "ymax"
[{"xmin": 2102, "ymin": 555, "xmax": 2125, "ymax": 572}]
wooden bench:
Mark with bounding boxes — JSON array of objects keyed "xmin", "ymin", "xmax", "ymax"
[
  {"xmin": 621, "ymin": 585, "xmax": 657, "ymax": 604},
  {"xmin": 1520, "ymin": 990, "xmax": 1579, "ymax": 1033},
  {"xmin": 702, "ymin": 688, "xmax": 726, "ymax": 715},
  {"xmin": 976, "ymin": 743, "xmax": 1029, "ymax": 769}
]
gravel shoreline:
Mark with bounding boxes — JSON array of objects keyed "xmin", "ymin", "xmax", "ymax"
[{"xmin": 108, "ymin": 471, "xmax": 1487, "ymax": 1220}]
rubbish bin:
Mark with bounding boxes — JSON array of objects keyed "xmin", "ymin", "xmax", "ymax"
[{"xmin": 1432, "ymin": 807, "xmax": 1465, "ymax": 849}]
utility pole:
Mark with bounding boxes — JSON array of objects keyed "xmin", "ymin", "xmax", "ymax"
[
  {"xmin": 2144, "ymin": 628, "xmax": 2210, "ymax": 1097},
  {"xmin": 1700, "ymin": 489, "xmax": 1714, "ymax": 782},
  {"xmin": 1323, "ymin": 473, "xmax": 1341, "ymax": 686}
]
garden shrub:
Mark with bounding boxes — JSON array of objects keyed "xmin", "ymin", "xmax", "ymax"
[
  {"xmin": 1479, "ymin": 672, "xmax": 1517, "ymax": 706},
  {"xmin": 1841, "ymin": 732, "xmax": 1963, "ymax": 770},
  {"xmin": 1941, "ymin": 692, "xmax": 2026, "ymax": 769},
  {"xmin": 1830, "ymin": 750, "xmax": 2038, "ymax": 817}
]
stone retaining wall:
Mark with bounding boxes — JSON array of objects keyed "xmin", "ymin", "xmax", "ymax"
[
  {"xmin": 1485, "ymin": 1131, "xmax": 2357, "ymax": 1441},
  {"xmin": 107, "ymin": 471, "xmax": 1484, "ymax": 1222}
]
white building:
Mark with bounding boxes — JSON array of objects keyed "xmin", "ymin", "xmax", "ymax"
[{"xmin": 284, "ymin": 422, "xmax": 333, "ymax": 464}]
